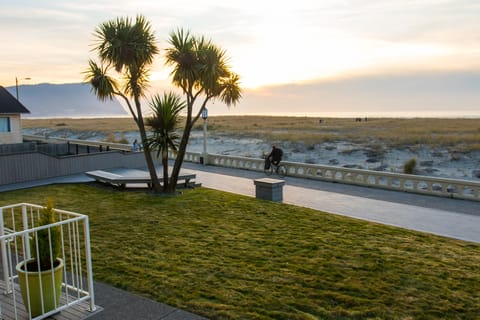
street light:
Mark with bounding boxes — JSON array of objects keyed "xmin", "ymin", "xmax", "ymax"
[
  {"xmin": 201, "ymin": 108, "xmax": 208, "ymax": 165},
  {"xmin": 15, "ymin": 77, "xmax": 31, "ymax": 100}
]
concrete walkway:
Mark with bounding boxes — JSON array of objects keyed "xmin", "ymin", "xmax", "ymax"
[
  {"xmin": 3, "ymin": 164, "xmax": 478, "ymax": 244},
  {"xmin": 89, "ymin": 282, "xmax": 207, "ymax": 320},
  {"xmin": 1, "ymin": 163, "xmax": 479, "ymax": 319},
  {"xmin": 182, "ymin": 162, "xmax": 480, "ymax": 243}
]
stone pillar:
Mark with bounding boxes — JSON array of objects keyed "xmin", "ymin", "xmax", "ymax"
[{"xmin": 253, "ymin": 178, "xmax": 285, "ymax": 202}]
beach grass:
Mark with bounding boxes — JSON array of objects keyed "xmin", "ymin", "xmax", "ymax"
[
  {"xmin": 23, "ymin": 116, "xmax": 480, "ymax": 152},
  {"xmin": 1, "ymin": 184, "xmax": 479, "ymax": 319}
]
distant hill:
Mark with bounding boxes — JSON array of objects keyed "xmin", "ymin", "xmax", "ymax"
[{"xmin": 6, "ymin": 83, "xmax": 128, "ymax": 118}]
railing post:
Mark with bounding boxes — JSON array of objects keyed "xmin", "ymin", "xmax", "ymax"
[
  {"xmin": 0, "ymin": 207, "xmax": 11, "ymax": 294},
  {"xmin": 22, "ymin": 204, "xmax": 31, "ymax": 259},
  {"xmin": 83, "ymin": 216, "xmax": 96, "ymax": 312}
]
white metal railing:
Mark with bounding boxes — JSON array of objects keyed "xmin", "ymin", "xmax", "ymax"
[
  {"xmin": 188, "ymin": 152, "xmax": 480, "ymax": 202},
  {"xmin": 0, "ymin": 203, "xmax": 95, "ymax": 320}
]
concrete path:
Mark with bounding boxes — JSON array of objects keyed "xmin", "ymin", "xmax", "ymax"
[
  {"xmin": 2, "ymin": 163, "xmax": 478, "ymax": 243},
  {"xmin": 181, "ymin": 162, "xmax": 480, "ymax": 243},
  {"xmin": 89, "ymin": 282, "xmax": 207, "ymax": 320}
]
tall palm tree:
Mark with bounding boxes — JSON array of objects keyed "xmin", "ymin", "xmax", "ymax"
[
  {"xmin": 165, "ymin": 29, "xmax": 242, "ymax": 193},
  {"xmin": 146, "ymin": 93, "xmax": 185, "ymax": 193},
  {"xmin": 84, "ymin": 15, "xmax": 163, "ymax": 192}
]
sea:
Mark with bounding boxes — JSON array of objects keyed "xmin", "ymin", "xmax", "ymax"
[
  {"xmin": 209, "ymin": 110, "xmax": 480, "ymax": 118},
  {"xmin": 25, "ymin": 110, "xmax": 480, "ymax": 119}
]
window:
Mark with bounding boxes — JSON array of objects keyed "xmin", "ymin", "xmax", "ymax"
[{"xmin": 0, "ymin": 117, "xmax": 11, "ymax": 132}]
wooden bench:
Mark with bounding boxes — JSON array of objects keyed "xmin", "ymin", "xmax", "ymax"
[
  {"xmin": 85, "ymin": 169, "xmax": 196, "ymax": 189},
  {"xmin": 85, "ymin": 171, "xmax": 124, "ymax": 184}
]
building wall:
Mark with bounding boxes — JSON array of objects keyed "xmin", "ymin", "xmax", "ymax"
[{"xmin": 0, "ymin": 114, "xmax": 22, "ymax": 144}]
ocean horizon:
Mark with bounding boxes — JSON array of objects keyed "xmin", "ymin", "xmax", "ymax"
[
  {"xmin": 212, "ymin": 110, "xmax": 480, "ymax": 119},
  {"xmin": 25, "ymin": 110, "xmax": 480, "ymax": 120}
]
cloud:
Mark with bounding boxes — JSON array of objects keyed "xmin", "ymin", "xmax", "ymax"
[
  {"xmin": 226, "ymin": 70, "xmax": 480, "ymax": 117},
  {"xmin": 1, "ymin": 0, "xmax": 479, "ymax": 91}
]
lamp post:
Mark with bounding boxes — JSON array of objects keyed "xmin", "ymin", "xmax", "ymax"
[
  {"xmin": 201, "ymin": 107, "xmax": 208, "ymax": 165},
  {"xmin": 15, "ymin": 77, "xmax": 31, "ymax": 100}
]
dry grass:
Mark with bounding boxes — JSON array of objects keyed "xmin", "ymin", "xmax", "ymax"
[
  {"xmin": 23, "ymin": 117, "xmax": 138, "ymax": 132},
  {"xmin": 23, "ymin": 116, "xmax": 480, "ymax": 151}
]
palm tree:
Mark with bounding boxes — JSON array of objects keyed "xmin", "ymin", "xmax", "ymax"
[
  {"xmin": 84, "ymin": 15, "xmax": 163, "ymax": 192},
  {"xmin": 146, "ymin": 93, "xmax": 185, "ymax": 192},
  {"xmin": 165, "ymin": 29, "xmax": 242, "ymax": 193}
]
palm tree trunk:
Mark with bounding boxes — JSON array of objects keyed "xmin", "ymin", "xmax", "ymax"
[
  {"xmin": 162, "ymin": 148, "xmax": 169, "ymax": 192},
  {"xmin": 134, "ymin": 98, "xmax": 162, "ymax": 193},
  {"xmin": 168, "ymin": 120, "xmax": 193, "ymax": 193},
  {"xmin": 141, "ymin": 135, "xmax": 162, "ymax": 192}
]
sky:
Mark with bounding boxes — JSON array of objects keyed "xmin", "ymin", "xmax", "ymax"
[{"xmin": 1, "ymin": 0, "xmax": 479, "ymax": 116}]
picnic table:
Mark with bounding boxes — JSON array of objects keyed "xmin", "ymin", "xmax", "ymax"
[{"xmin": 85, "ymin": 168, "xmax": 197, "ymax": 189}]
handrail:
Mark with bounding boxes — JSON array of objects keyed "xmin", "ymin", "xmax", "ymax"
[{"xmin": 0, "ymin": 203, "xmax": 96, "ymax": 318}]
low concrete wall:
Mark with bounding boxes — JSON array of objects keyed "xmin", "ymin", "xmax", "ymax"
[
  {"xmin": 0, "ymin": 134, "xmax": 156, "ymax": 185},
  {"xmin": 0, "ymin": 151, "xmax": 151, "ymax": 185},
  {"xmin": 13, "ymin": 135, "xmax": 480, "ymax": 202},
  {"xmin": 189, "ymin": 152, "xmax": 480, "ymax": 202}
]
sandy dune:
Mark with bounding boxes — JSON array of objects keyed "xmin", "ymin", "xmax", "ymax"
[{"xmin": 23, "ymin": 127, "xmax": 480, "ymax": 181}]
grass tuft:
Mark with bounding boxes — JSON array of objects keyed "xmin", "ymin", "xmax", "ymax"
[{"xmin": 403, "ymin": 158, "xmax": 417, "ymax": 174}]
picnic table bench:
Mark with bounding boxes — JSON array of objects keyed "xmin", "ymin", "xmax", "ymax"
[{"xmin": 85, "ymin": 168, "xmax": 197, "ymax": 189}]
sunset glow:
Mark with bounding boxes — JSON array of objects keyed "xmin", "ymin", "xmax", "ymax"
[{"xmin": 1, "ymin": 1, "xmax": 479, "ymax": 116}]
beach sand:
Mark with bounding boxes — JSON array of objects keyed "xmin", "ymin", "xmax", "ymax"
[
  {"xmin": 185, "ymin": 131, "xmax": 480, "ymax": 181},
  {"xmin": 22, "ymin": 117, "xmax": 480, "ymax": 181}
]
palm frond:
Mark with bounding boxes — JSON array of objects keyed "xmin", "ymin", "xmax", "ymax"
[
  {"xmin": 146, "ymin": 92, "xmax": 186, "ymax": 155},
  {"xmin": 93, "ymin": 15, "xmax": 158, "ymax": 74},
  {"xmin": 123, "ymin": 65, "xmax": 151, "ymax": 98},
  {"xmin": 165, "ymin": 28, "xmax": 198, "ymax": 92},
  {"xmin": 197, "ymin": 42, "xmax": 230, "ymax": 94},
  {"xmin": 83, "ymin": 59, "xmax": 119, "ymax": 101},
  {"xmin": 219, "ymin": 73, "xmax": 242, "ymax": 106}
]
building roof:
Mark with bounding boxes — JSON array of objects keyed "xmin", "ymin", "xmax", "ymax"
[{"xmin": 0, "ymin": 86, "xmax": 30, "ymax": 114}]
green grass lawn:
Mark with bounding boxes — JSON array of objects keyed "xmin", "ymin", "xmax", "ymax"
[{"xmin": 1, "ymin": 184, "xmax": 479, "ymax": 319}]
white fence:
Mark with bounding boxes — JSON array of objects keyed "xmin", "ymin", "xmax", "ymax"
[
  {"xmin": 193, "ymin": 152, "xmax": 480, "ymax": 202},
  {"xmin": 0, "ymin": 203, "xmax": 95, "ymax": 320}
]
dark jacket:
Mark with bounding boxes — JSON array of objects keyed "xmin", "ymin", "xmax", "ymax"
[{"xmin": 269, "ymin": 147, "xmax": 283, "ymax": 163}]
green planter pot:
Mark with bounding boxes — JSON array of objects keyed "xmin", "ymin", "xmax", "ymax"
[{"xmin": 16, "ymin": 258, "xmax": 64, "ymax": 318}]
